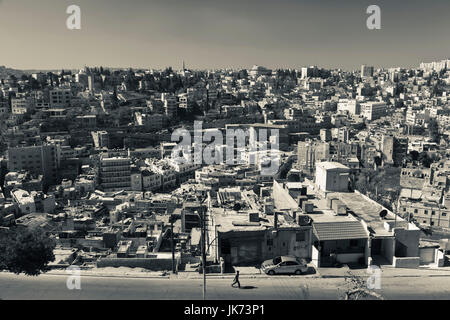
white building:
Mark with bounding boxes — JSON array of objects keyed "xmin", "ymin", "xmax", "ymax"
[
  {"xmin": 315, "ymin": 162, "xmax": 350, "ymax": 193},
  {"xmin": 360, "ymin": 101, "xmax": 386, "ymax": 121}
]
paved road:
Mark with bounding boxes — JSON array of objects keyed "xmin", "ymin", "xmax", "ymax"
[{"xmin": 1, "ymin": 273, "xmax": 449, "ymax": 300}]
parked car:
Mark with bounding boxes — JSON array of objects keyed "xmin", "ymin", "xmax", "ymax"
[{"xmin": 261, "ymin": 256, "xmax": 308, "ymax": 275}]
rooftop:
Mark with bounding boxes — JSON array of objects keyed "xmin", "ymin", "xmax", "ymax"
[
  {"xmin": 327, "ymin": 191, "xmax": 416, "ymax": 236},
  {"xmin": 313, "ymin": 220, "xmax": 369, "ymax": 241},
  {"xmin": 212, "ymin": 207, "xmax": 300, "ymax": 233},
  {"xmin": 317, "ymin": 161, "xmax": 350, "ymax": 171}
]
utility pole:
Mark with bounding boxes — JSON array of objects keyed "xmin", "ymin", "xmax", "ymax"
[
  {"xmin": 170, "ymin": 215, "xmax": 176, "ymax": 274},
  {"xmin": 201, "ymin": 208, "xmax": 207, "ymax": 300},
  {"xmin": 394, "ymin": 203, "xmax": 397, "ymax": 229}
]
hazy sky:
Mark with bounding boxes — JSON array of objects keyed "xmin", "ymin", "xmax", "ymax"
[{"xmin": 0, "ymin": 0, "xmax": 449, "ymax": 70}]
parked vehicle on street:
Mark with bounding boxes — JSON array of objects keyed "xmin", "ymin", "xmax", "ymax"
[{"xmin": 261, "ymin": 256, "xmax": 308, "ymax": 275}]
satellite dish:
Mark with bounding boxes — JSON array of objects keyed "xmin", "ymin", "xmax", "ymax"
[{"xmin": 379, "ymin": 209, "xmax": 388, "ymax": 219}]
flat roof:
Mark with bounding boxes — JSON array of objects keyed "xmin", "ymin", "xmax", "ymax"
[
  {"xmin": 212, "ymin": 208, "xmax": 299, "ymax": 233},
  {"xmin": 327, "ymin": 192, "xmax": 406, "ymax": 236},
  {"xmin": 316, "ymin": 161, "xmax": 350, "ymax": 171}
]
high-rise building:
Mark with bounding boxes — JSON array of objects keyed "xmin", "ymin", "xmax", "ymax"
[
  {"xmin": 161, "ymin": 93, "xmax": 178, "ymax": 118},
  {"xmin": 8, "ymin": 145, "xmax": 59, "ymax": 187},
  {"xmin": 360, "ymin": 101, "xmax": 386, "ymax": 121},
  {"xmin": 99, "ymin": 156, "xmax": 131, "ymax": 191},
  {"xmin": 382, "ymin": 135, "xmax": 408, "ymax": 167},
  {"xmin": 320, "ymin": 129, "xmax": 331, "ymax": 142},
  {"xmin": 337, "ymin": 127, "xmax": 350, "ymax": 143},
  {"xmin": 49, "ymin": 88, "xmax": 72, "ymax": 108},
  {"xmin": 88, "ymin": 75, "xmax": 95, "ymax": 93},
  {"xmin": 178, "ymin": 92, "xmax": 194, "ymax": 112},
  {"xmin": 297, "ymin": 141, "xmax": 330, "ymax": 173},
  {"xmin": 361, "ymin": 65, "xmax": 374, "ymax": 78},
  {"xmin": 301, "ymin": 66, "xmax": 319, "ymax": 79}
]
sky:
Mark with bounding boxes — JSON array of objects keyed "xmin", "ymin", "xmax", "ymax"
[{"xmin": 0, "ymin": 0, "xmax": 449, "ymax": 71}]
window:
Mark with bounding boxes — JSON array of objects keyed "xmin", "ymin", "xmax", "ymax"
[
  {"xmin": 350, "ymin": 239, "xmax": 359, "ymax": 247},
  {"xmin": 414, "ymin": 209, "xmax": 418, "ymax": 213},
  {"xmin": 285, "ymin": 261, "xmax": 299, "ymax": 266},
  {"xmin": 442, "ymin": 212, "xmax": 447, "ymax": 217},
  {"xmin": 296, "ymin": 232, "xmax": 306, "ymax": 242},
  {"xmin": 424, "ymin": 210, "xmax": 428, "ymax": 215},
  {"xmin": 266, "ymin": 239, "xmax": 273, "ymax": 246}
]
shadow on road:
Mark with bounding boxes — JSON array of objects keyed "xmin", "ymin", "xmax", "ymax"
[
  {"xmin": 239, "ymin": 286, "xmax": 257, "ymax": 290},
  {"xmin": 304, "ymin": 267, "xmax": 317, "ymax": 275}
]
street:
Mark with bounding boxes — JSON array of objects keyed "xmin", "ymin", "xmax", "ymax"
[{"xmin": 1, "ymin": 272, "xmax": 449, "ymax": 300}]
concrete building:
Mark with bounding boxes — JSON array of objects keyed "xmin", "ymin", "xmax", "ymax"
[
  {"xmin": 398, "ymin": 188, "xmax": 450, "ymax": 229},
  {"xmin": 8, "ymin": 145, "xmax": 59, "ymax": 187},
  {"xmin": 49, "ymin": 88, "xmax": 71, "ymax": 108},
  {"xmin": 91, "ymin": 131, "xmax": 110, "ymax": 149},
  {"xmin": 11, "ymin": 97, "xmax": 33, "ymax": 115},
  {"xmin": 135, "ymin": 112, "xmax": 167, "ymax": 131},
  {"xmin": 249, "ymin": 65, "xmax": 272, "ymax": 78},
  {"xmin": 211, "ymin": 207, "xmax": 313, "ymax": 266},
  {"xmin": 161, "ymin": 93, "xmax": 178, "ymax": 118},
  {"xmin": 337, "ymin": 99, "xmax": 360, "ymax": 115},
  {"xmin": 141, "ymin": 169, "xmax": 162, "ymax": 192},
  {"xmin": 88, "ymin": 75, "xmax": 95, "ymax": 93},
  {"xmin": 99, "ymin": 156, "xmax": 131, "ymax": 191},
  {"xmin": 381, "ymin": 135, "xmax": 408, "ymax": 167},
  {"xmin": 315, "ymin": 162, "xmax": 350, "ymax": 193},
  {"xmin": 130, "ymin": 169, "xmax": 143, "ymax": 191},
  {"xmin": 360, "ymin": 101, "xmax": 387, "ymax": 121},
  {"xmin": 337, "ymin": 127, "xmax": 349, "ymax": 143},
  {"xmin": 320, "ymin": 129, "xmax": 331, "ymax": 142},
  {"xmin": 297, "ymin": 141, "xmax": 330, "ymax": 173},
  {"xmin": 11, "ymin": 189, "xmax": 36, "ymax": 215},
  {"xmin": 272, "ymin": 179, "xmax": 422, "ymax": 268},
  {"xmin": 361, "ymin": 65, "xmax": 374, "ymax": 78}
]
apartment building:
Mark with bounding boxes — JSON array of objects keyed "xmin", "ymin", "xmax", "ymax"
[
  {"xmin": 8, "ymin": 144, "xmax": 59, "ymax": 187},
  {"xmin": 360, "ymin": 101, "xmax": 387, "ymax": 121},
  {"xmin": 99, "ymin": 156, "xmax": 131, "ymax": 191},
  {"xmin": 49, "ymin": 88, "xmax": 72, "ymax": 108}
]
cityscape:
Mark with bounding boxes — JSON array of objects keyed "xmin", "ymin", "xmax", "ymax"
[
  {"xmin": 0, "ymin": 59, "xmax": 449, "ymax": 300},
  {"xmin": 0, "ymin": 0, "xmax": 450, "ymax": 305}
]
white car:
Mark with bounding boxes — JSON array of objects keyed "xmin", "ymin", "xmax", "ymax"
[{"xmin": 261, "ymin": 256, "xmax": 308, "ymax": 275}]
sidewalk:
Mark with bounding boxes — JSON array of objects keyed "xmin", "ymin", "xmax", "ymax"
[
  {"xmin": 44, "ymin": 267, "xmax": 171, "ymax": 279},
  {"xmin": 318, "ymin": 264, "xmax": 450, "ymax": 279},
  {"xmin": 41, "ymin": 264, "xmax": 450, "ymax": 280}
]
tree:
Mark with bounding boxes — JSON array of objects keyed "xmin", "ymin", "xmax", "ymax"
[
  {"xmin": 0, "ymin": 227, "xmax": 55, "ymax": 276},
  {"xmin": 427, "ymin": 118, "xmax": 440, "ymax": 143},
  {"xmin": 418, "ymin": 152, "xmax": 433, "ymax": 168}
]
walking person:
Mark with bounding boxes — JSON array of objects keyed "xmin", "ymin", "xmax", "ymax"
[{"xmin": 231, "ymin": 270, "xmax": 240, "ymax": 288}]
